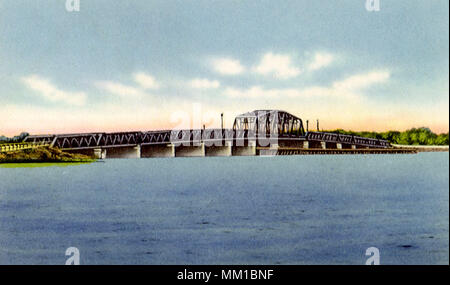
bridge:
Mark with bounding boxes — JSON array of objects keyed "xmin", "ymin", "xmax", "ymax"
[{"xmin": 22, "ymin": 110, "xmax": 392, "ymax": 158}]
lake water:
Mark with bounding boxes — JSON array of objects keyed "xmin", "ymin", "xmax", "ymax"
[{"xmin": 0, "ymin": 152, "xmax": 448, "ymax": 264}]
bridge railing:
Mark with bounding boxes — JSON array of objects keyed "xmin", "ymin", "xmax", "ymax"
[
  {"xmin": 306, "ymin": 132, "xmax": 391, "ymax": 148},
  {"xmin": 0, "ymin": 142, "xmax": 50, "ymax": 153},
  {"xmin": 169, "ymin": 129, "xmax": 235, "ymax": 146},
  {"xmin": 22, "ymin": 129, "xmax": 391, "ymax": 149}
]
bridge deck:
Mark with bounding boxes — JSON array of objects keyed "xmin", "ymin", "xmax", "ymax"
[{"xmin": 23, "ymin": 129, "xmax": 391, "ymax": 149}]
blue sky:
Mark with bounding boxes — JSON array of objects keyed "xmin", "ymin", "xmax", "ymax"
[{"xmin": 0, "ymin": 0, "xmax": 448, "ymax": 135}]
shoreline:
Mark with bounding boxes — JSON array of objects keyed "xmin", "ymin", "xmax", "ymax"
[
  {"xmin": 0, "ymin": 144, "xmax": 447, "ymax": 165},
  {"xmin": 391, "ymin": 144, "xmax": 449, "ymax": 152},
  {"xmin": 0, "ymin": 146, "xmax": 96, "ymax": 164},
  {"xmin": 0, "ymin": 161, "xmax": 95, "ymax": 168}
]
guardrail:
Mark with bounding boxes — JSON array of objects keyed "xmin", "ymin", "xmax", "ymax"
[
  {"xmin": 306, "ymin": 132, "xmax": 391, "ymax": 148},
  {"xmin": 23, "ymin": 129, "xmax": 392, "ymax": 149},
  {"xmin": 0, "ymin": 142, "xmax": 49, "ymax": 153}
]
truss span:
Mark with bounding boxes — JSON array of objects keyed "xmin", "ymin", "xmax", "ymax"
[{"xmin": 23, "ymin": 110, "xmax": 391, "ymax": 149}]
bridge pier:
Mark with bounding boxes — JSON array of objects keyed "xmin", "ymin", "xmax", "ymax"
[
  {"xmin": 307, "ymin": 141, "xmax": 322, "ymax": 149},
  {"xmin": 94, "ymin": 148, "xmax": 107, "ymax": 159},
  {"xmin": 326, "ymin": 142, "xmax": 337, "ymax": 149},
  {"xmin": 205, "ymin": 141, "xmax": 232, "ymax": 157},
  {"xmin": 105, "ymin": 145, "xmax": 141, "ymax": 159},
  {"xmin": 340, "ymin": 143, "xmax": 353, "ymax": 149},
  {"xmin": 232, "ymin": 141, "xmax": 256, "ymax": 156},
  {"xmin": 175, "ymin": 143, "xmax": 205, "ymax": 157},
  {"xmin": 141, "ymin": 144, "xmax": 175, "ymax": 158},
  {"xmin": 303, "ymin": 141, "xmax": 309, "ymax": 149},
  {"xmin": 258, "ymin": 143, "xmax": 279, "ymax": 156}
]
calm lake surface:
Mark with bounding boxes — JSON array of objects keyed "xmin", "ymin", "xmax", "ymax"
[{"xmin": 0, "ymin": 152, "xmax": 448, "ymax": 264}]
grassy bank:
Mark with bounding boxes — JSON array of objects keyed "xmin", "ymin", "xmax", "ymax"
[
  {"xmin": 0, "ymin": 162, "xmax": 95, "ymax": 168},
  {"xmin": 0, "ymin": 146, "xmax": 95, "ymax": 164}
]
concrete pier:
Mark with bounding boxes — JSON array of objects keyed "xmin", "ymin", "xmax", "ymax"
[
  {"xmin": 258, "ymin": 143, "xmax": 279, "ymax": 156},
  {"xmin": 94, "ymin": 148, "xmax": 107, "ymax": 159},
  {"xmin": 205, "ymin": 141, "xmax": 232, "ymax": 157},
  {"xmin": 232, "ymin": 141, "xmax": 256, "ymax": 156},
  {"xmin": 141, "ymin": 144, "xmax": 175, "ymax": 158},
  {"xmin": 307, "ymin": 141, "xmax": 323, "ymax": 149},
  {"xmin": 325, "ymin": 142, "xmax": 337, "ymax": 149},
  {"xmin": 175, "ymin": 143, "xmax": 205, "ymax": 157},
  {"xmin": 336, "ymin": 143, "xmax": 351, "ymax": 149},
  {"xmin": 303, "ymin": 141, "xmax": 309, "ymax": 149},
  {"xmin": 105, "ymin": 145, "xmax": 141, "ymax": 159}
]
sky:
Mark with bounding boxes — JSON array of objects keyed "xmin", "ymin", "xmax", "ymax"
[{"xmin": 0, "ymin": 0, "xmax": 448, "ymax": 136}]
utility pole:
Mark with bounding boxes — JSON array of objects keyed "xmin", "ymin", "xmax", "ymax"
[
  {"xmin": 306, "ymin": 120, "xmax": 309, "ymax": 132},
  {"xmin": 221, "ymin": 113, "xmax": 224, "ymax": 130},
  {"xmin": 317, "ymin": 119, "xmax": 320, "ymax": 132}
]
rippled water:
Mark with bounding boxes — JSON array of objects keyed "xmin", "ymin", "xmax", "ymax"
[{"xmin": 0, "ymin": 152, "xmax": 448, "ymax": 264}]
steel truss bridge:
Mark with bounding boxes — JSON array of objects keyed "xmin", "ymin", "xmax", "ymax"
[{"xmin": 23, "ymin": 110, "xmax": 391, "ymax": 149}]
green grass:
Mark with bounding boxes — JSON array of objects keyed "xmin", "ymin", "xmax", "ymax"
[
  {"xmin": 0, "ymin": 146, "xmax": 96, "ymax": 164},
  {"xmin": 325, "ymin": 127, "xmax": 449, "ymax": 146}
]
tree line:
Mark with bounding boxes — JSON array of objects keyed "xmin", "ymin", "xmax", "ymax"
[
  {"xmin": 0, "ymin": 132, "xmax": 30, "ymax": 143},
  {"xmin": 327, "ymin": 127, "xmax": 449, "ymax": 146}
]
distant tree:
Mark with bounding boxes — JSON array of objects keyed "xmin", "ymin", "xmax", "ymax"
[
  {"xmin": 435, "ymin": 133, "xmax": 449, "ymax": 145},
  {"xmin": 325, "ymin": 127, "xmax": 448, "ymax": 145},
  {"xmin": 0, "ymin": 132, "xmax": 29, "ymax": 143}
]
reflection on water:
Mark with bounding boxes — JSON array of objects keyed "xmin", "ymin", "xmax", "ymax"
[{"xmin": 0, "ymin": 153, "xmax": 448, "ymax": 264}]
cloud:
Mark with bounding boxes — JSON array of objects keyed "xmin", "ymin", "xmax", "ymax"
[
  {"xmin": 211, "ymin": 58, "xmax": 245, "ymax": 75},
  {"xmin": 224, "ymin": 70, "xmax": 391, "ymax": 99},
  {"xmin": 96, "ymin": 81, "xmax": 145, "ymax": 97},
  {"xmin": 308, "ymin": 52, "xmax": 334, "ymax": 71},
  {"xmin": 189, "ymin": 78, "xmax": 220, "ymax": 89},
  {"xmin": 224, "ymin": 86, "xmax": 328, "ymax": 99},
  {"xmin": 21, "ymin": 75, "xmax": 86, "ymax": 106},
  {"xmin": 253, "ymin": 52, "xmax": 301, "ymax": 79},
  {"xmin": 133, "ymin": 72, "xmax": 160, "ymax": 89},
  {"xmin": 332, "ymin": 70, "xmax": 390, "ymax": 91}
]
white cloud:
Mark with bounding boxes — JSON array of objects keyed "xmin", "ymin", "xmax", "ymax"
[
  {"xmin": 308, "ymin": 52, "xmax": 334, "ymax": 71},
  {"xmin": 332, "ymin": 70, "xmax": 390, "ymax": 91},
  {"xmin": 224, "ymin": 70, "xmax": 391, "ymax": 99},
  {"xmin": 189, "ymin": 78, "xmax": 220, "ymax": 89},
  {"xmin": 253, "ymin": 52, "xmax": 301, "ymax": 79},
  {"xmin": 133, "ymin": 72, "xmax": 160, "ymax": 89},
  {"xmin": 224, "ymin": 86, "xmax": 328, "ymax": 99},
  {"xmin": 21, "ymin": 75, "xmax": 86, "ymax": 106},
  {"xmin": 211, "ymin": 58, "xmax": 245, "ymax": 75},
  {"xmin": 96, "ymin": 81, "xmax": 145, "ymax": 97}
]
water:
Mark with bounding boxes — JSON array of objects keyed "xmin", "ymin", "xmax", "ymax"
[{"xmin": 0, "ymin": 152, "xmax": 448, "ymax": 265}]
